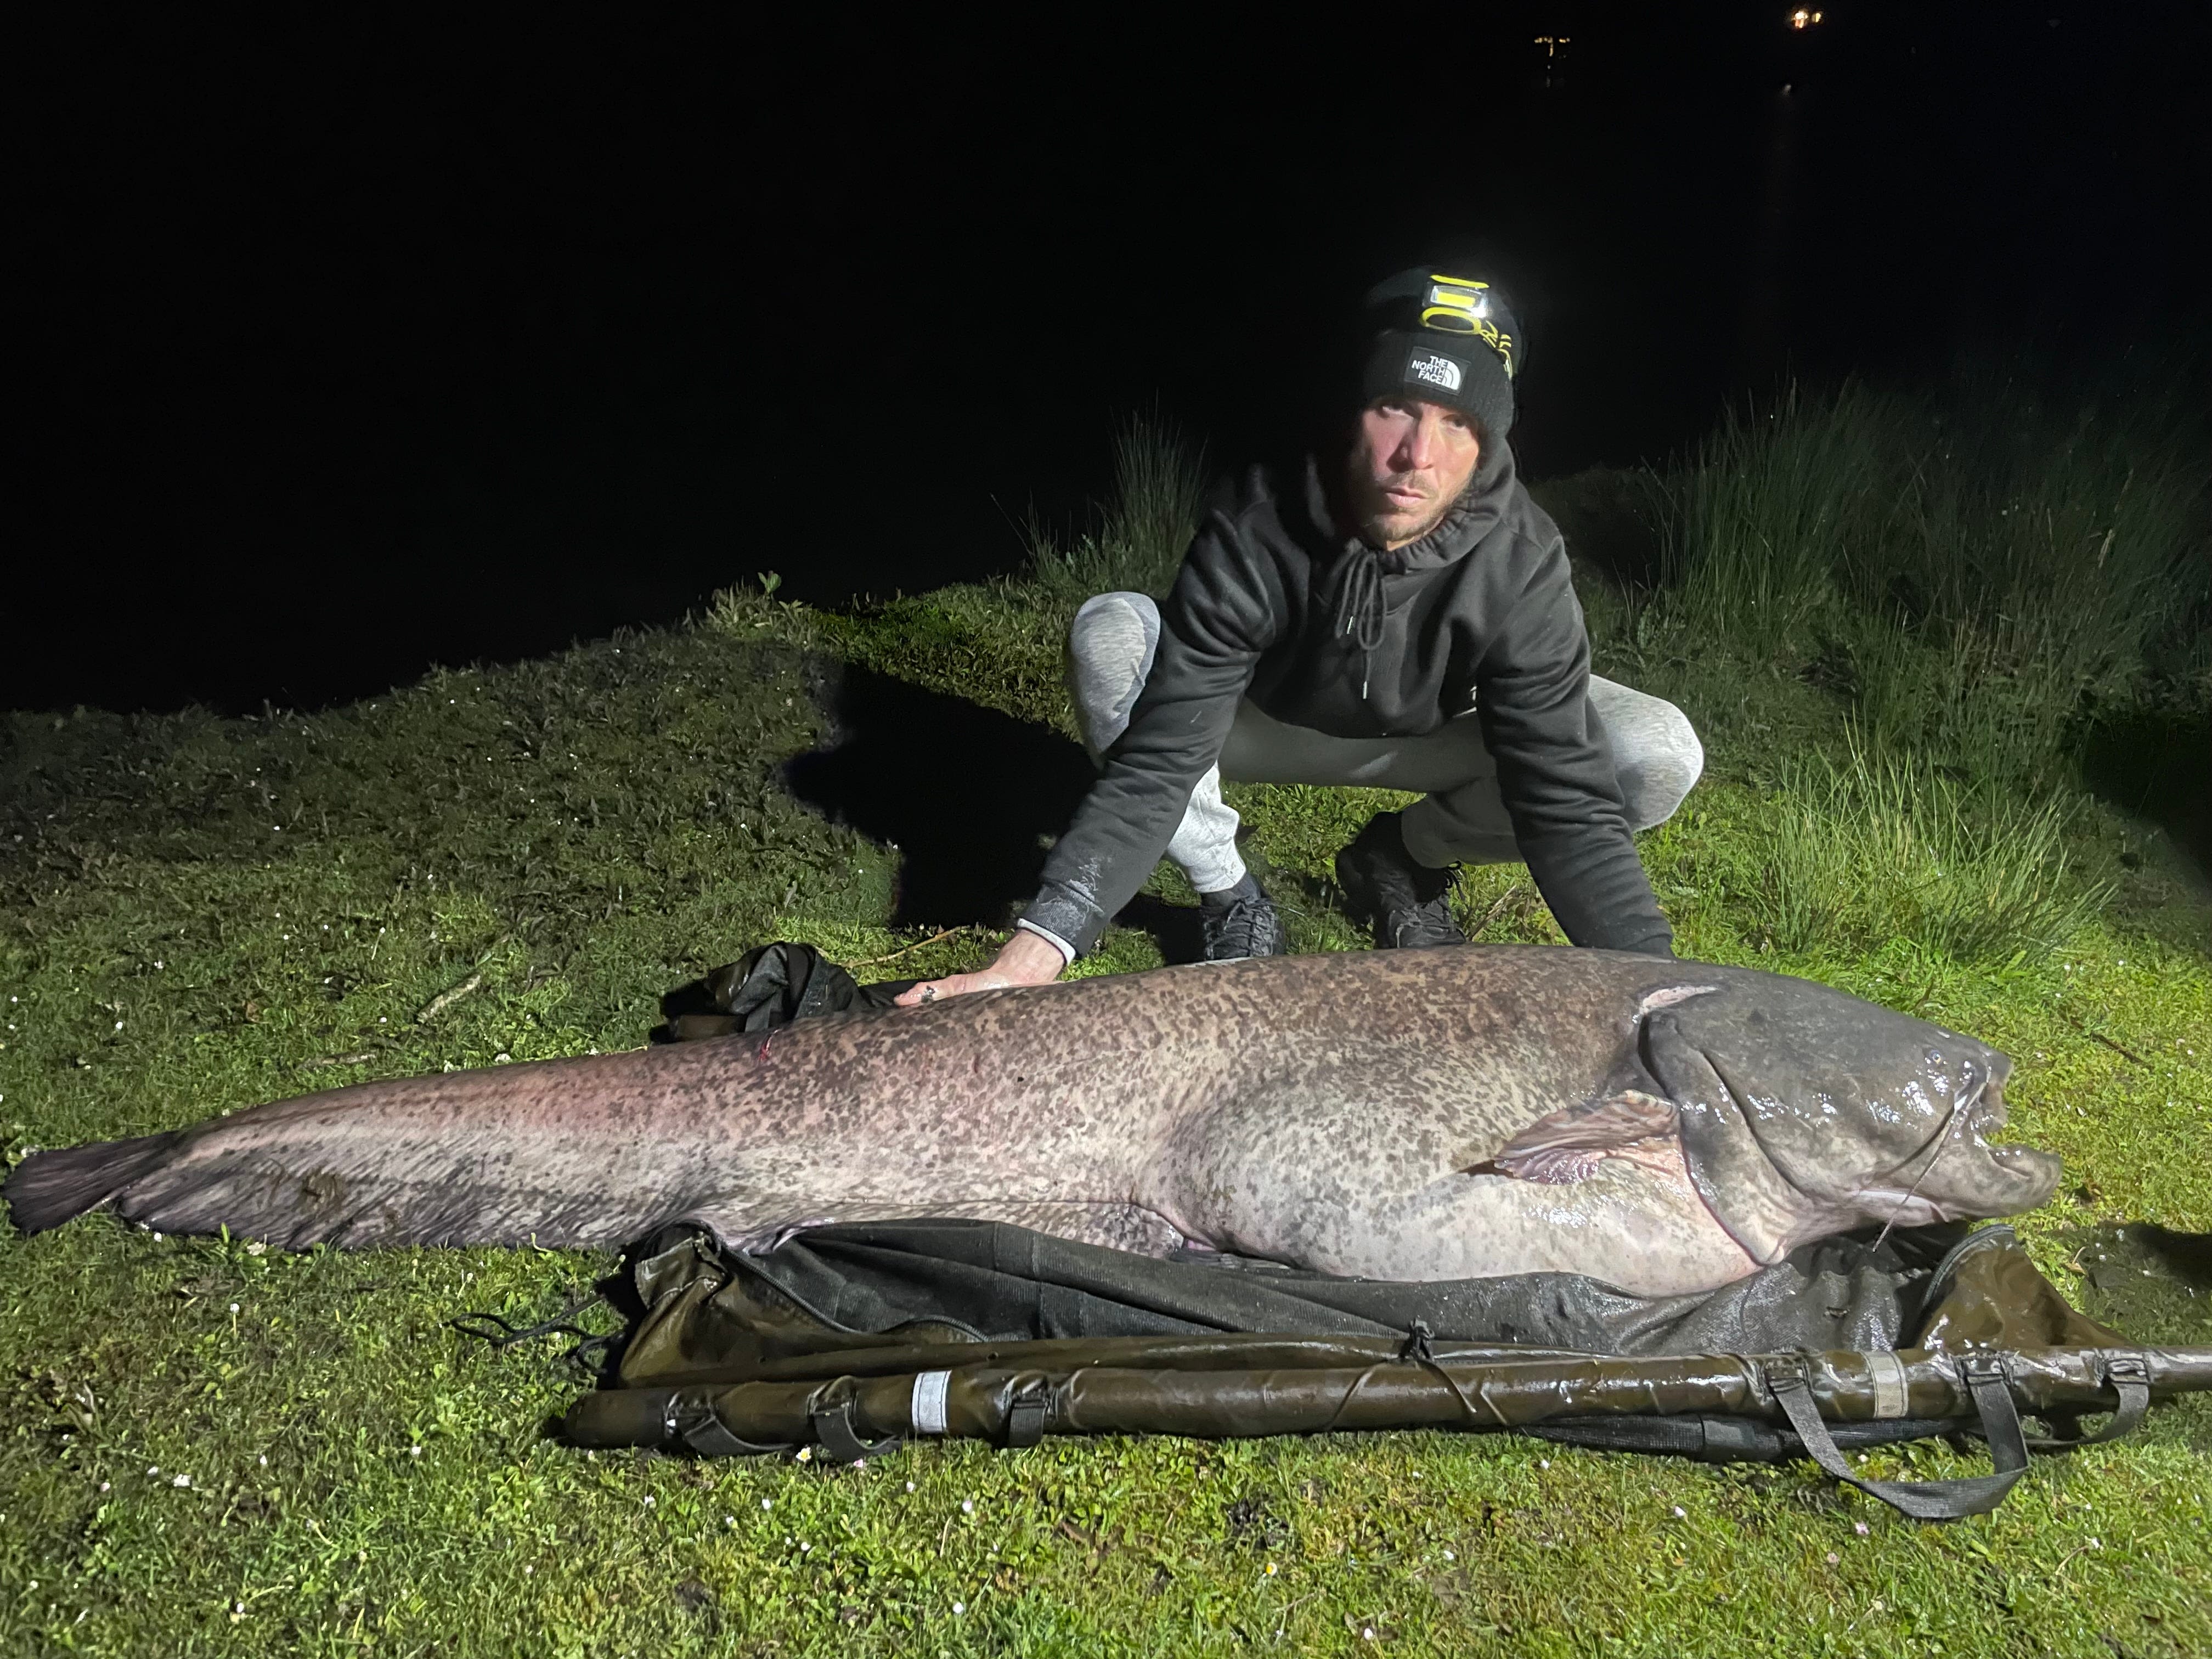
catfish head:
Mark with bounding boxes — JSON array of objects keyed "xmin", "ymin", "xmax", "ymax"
[
  {"xmin": 1633, "ymin": 977, "xmax": 2059, "ymax": 1264},
  {"xmin": 1486, "ymin": 973, "xmax": 2070, "ymax": 1274}
]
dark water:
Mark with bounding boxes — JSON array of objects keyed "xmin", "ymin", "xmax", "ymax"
[{"xmin": 8, "ymin": 5, "xmax": 2206, "ymax": 717}]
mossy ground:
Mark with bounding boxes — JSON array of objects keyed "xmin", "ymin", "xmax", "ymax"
[{"xmin": 2, "ymin": 557, "xmax": 2209, "ymax": 1657}]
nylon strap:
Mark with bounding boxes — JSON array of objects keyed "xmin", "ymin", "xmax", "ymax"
[
  {"xmin": 665, "ymin": 1389, "xmax": 792, "ymax": 1458},
  {"xmin": 1767, "ymin": 1352, "xmax": 2029, "ymax": 1520},
  {"xmin": 2025, "ymin": 1352, "xmax": 2152, "ymax": 1452},
  {"xmin": 810, "ymin": 1396, "xmax": 901, "ymax": 1463},
  {"xmin": 1003, "ymin": 1380, "xmax": 1048, "ymax": 1449}
]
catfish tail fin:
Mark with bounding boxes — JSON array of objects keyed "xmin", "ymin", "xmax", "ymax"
[{"xmin": 4, "ymin": 1132, "xmax": 184, "ymax": 1234}]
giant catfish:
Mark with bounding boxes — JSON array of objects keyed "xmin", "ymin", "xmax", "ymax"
[{"xmin": 4, "ymin": 946, "xmax": 2060, "ymax": 1296}]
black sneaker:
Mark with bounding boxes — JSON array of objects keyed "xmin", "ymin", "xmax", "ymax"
[
  {"xmin": 1334, "ymin": 811, "xmax": 1467, "ymax": 949},
  {"xmin": 1198, "ymin": 873, "xmax": 1289, "ymax": 962}
]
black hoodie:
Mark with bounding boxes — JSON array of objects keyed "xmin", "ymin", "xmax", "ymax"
[{"xmin": 1020, "ymin": 441, "xmax": 1673, "ymax": 958}]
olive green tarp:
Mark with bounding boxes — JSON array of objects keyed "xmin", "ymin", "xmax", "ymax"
[{"xmin": 557, "ymin": 946, "xmax": 2212, "ymax": 1518}]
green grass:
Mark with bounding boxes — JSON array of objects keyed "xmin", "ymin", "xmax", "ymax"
[{"xmin": 4, "ymin": 390, "xmax": 2212, "ymax": 1655}]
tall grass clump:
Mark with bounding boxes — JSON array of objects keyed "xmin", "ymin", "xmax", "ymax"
[
  {"xmin": 1652, "ymin": 364, "xmax": 2210, "ymax": 796},
  {"xmin": 1658, "ymin": 379, "xmax": 1891, "ymax": 642},
  {"xmin": 1750, "ymin": 735, "xmax": 2112, "ymax": 963},
  {"xmin": 1840, "ymin": 374, "xmax": 2210, "ymax": 790},
  {"xmin": 1024, "ymin": 411, "xmax": 1210, "ymax": 603}
]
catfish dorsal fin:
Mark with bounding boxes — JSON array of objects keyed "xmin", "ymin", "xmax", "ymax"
[
  {"xmin": 1489, "ymin": 1090, "xmax": 1679, "ymax": 1186},
  {"xmin": 1638, "ymin": 984, "xmax": 1720, "ymax": 1018}
]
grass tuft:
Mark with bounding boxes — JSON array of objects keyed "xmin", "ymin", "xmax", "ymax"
[
  {"xmin": 1747, "ymin": 735, "xmax": 2112, "ymax": 964},
  {"xmin": 1022, "ymin": 412, "xmax": 1211, "ymax": 604}
]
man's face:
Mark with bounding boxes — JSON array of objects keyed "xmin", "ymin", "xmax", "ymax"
[{"xmin": 1345, "ymin": 397, "xmax": 1483, "ymax": 550}]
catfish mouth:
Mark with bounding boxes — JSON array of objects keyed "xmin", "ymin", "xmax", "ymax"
[
  {"xmin": 1861, "ymin": 1053, "xmax": 2059, "ymax": 1223},
  {"xmin": 1971, "ymin": 1057, "xmax": 2012, "ymax": 1136}
]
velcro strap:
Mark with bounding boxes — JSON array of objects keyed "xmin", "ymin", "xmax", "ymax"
[
  {"xmin": 810, "ymin": 1396, "xmax": 901, "ymax": 1464},
  {"xmin": 667, "ymin": 1389, "xmax": 791, "ymax": 1458},
  {"xmin": 1003, "ymin": 1381, "xmax": 1048, "ymax": 1450}
]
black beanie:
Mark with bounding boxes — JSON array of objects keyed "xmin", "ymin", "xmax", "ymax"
[{"xmin": 1355, "ymin": 267, "xmax": 1522, "ymax": 441}]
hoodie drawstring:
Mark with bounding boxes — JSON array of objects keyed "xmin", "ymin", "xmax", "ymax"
[{"xmin": 1334, "ymin": 547, "xmax": 1387, "ymax": 701}]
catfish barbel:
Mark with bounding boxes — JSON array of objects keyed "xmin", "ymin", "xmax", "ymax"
[{"xmin": 4, "ymin": 946, "xmax": 2060, "ymax": 1297}]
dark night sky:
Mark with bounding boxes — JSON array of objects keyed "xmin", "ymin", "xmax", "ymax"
[{"xmin": 8, "ymin": 3, "xmax": 2207, "ymax": 715}]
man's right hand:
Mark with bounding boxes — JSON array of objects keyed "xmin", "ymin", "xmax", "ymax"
[{"xmin": 894, "ymin": 927, "xmax": 1068, "ymax": 1007}]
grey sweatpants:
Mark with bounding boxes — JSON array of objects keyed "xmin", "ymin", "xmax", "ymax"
[{"xmin": 1069, "ymin": 590, "xmax": 1703, "ymax": 895}]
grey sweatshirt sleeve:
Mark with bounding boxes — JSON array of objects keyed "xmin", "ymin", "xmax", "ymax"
[
  {"xmin": 1477, "ymin": 542, "xmax": 1674, "ymax": 956},
  {"xmin": 1021, "ymin": 520, "xmax": 1283, "ymax": 956}
]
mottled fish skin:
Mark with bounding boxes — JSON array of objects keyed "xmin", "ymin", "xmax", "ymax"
[{"xmin": 4, "ymin": 946, "xmax": 2061, "ymax": 1296}]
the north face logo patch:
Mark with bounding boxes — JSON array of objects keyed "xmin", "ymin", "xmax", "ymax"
[{"xmin": 1405, "ymin": 351, "xmax": 1465, "ymax": 393}]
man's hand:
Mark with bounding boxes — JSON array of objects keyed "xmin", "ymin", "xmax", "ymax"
[{"xmin": 894, "ymin": 928, "xmax": 1067, "ymax": 1006}]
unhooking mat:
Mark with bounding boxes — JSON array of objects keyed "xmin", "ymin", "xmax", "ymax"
[{"xmin": 550, "ymin": 944, "xmax": 2212, "ymax": 1519}]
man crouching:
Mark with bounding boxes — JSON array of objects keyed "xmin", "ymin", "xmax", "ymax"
[{"xmin": 900, "ymin": 266, "xmax": 1701, "ymax": 1005}]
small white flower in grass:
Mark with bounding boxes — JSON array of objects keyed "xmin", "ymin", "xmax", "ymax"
[
  {"xmin": 2088, "ymin": 1536, "xmax": 2101, "ymax": 1549},
  {"xmin": 1854, "ymin": 1521, "xmax": 1869, "ymax": 1536},
  {"xmin": 795, "ymin": 1446, "xmax": 812, "ymax": 1463},
  {"xmin": 234, "ymin": 1602, "xmax": 244, "ymax": 1615},
  {"xmin": 1442, "ymin": 1549, "xmax": 1454, "ymax": 1561},
  {"xmin": 172, "ymin": 1474, "xmax": 191, "ymax": 1488},
  {"xmin": 523, "ymin": 1565, "xmax": 533, "ymax": 1576},
  {"xmin": 642, "ymin": 1495, "xmax": 654, "ymax": 1506},
  {"xmin": 1263, "ymin": 1561, "xmax": 1278, "ymax": 1577},
  {"xmin": 852, "ymin": 1457, "xmax": 866, "ymax": 1471},
  {"xmin": 495, "ymin": 1053, "xmax": 511, "ymax": 1064},
  {"xmin": 152, "ymin": 1232, "xmax": 163, "ymax": 1242},
  {"xmin": 725, "ymin": 1515, "xmax": 736, "ymax": 1527},
  {"xmin": 961, "ymin": 1499, "xmax": 974, "ymax": 1513},
  {"xmin": 951, "ymin": 1601, "xmax": 964, "ymax": 1616},
  {"xmin": 1538, "ymin": 1459, "xmax": 1550, "ymax": 1469},
  {"xmin": 147, "ymin": 1466, "xmax": 159, "ymax": 1476},
  {"xmin": 906, "ymin": 1481, "xmax": 916, "ymax": 1492},
  {"xmin": 1363, "ymin": 1627, "xmax": 1377, "ymax": 1641},
  {"xmin": 1825, "ymin": 1551, "xmax": 1839, "ymax": 1565},
  {"xmin": 410, "ymin": 1445, "xmax": 422, "ymax": 1457},
  {"xmin": 229, "ymin": 1303, "xmax": 240, "ymax": 1314},
  {"xmin": 760, "ymin": 1497, "xmax": 772, "ymax": 1510},
  {"xmin": 801, "ymin": 1542, "xmax": 812, "ymax": 1554},
  {"xmin": 258, "ymin": 1455, "xmax": 267, "ymax": 1467},
  {"xmin": 1670, "ymin": 1505, "xmax": 1685, "ymax": 1519},
  {"xmin": 99, "ymin": 1482, "xmax": 110, "ymax": 1493}
]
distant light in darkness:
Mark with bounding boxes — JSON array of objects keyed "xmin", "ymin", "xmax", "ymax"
[{"xmin": 1789, "ymin": 7, "xmax": 1825, "ymax": 26}]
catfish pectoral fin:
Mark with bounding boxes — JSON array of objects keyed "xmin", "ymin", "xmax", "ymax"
[{"xmin": 1490, "ymin": 1090, "xmax": 1681, "ymax": 1182}]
